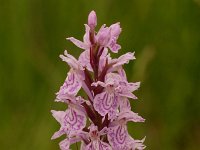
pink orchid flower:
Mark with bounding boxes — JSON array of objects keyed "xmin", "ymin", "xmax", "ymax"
[{"xmin": 51, "ymin": 10, "xmax": 146, "ymax": 150}]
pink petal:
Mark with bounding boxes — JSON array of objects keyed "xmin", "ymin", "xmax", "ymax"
[
  {"xmin": 83, "ymin": 24, "xmax": 92, "ymax": 47},
  {"xmin": 51, "ymin": 110, "xmax": 69, "ymax": 139},
  {"xmin": 108, "ymin": 22, "xmax": 122, "ymax": 53},
  {"xmin": 128, "ymin": 82, "xmax": 140, "ymax": 92},
  {"xmin": 51, "ymin": 110, "xmax": 65, "ymax": 124},
  {"xmin": 97, "ymin": 27, "xmax": 111, "ymax": 47},
  {"xmin": 118, "ymin": 68, "xmax": 127, "ymax": 80},
  {"xmin": 86, "ymin": 140, "xmax": 112, "ymax": 150},
  {"xmin": 119, "ymin": 97, "xmax": 131, "ymax": 111},
  {"xmin": 117, "ymin": 81, "xmax": 139, "ymax": 100},
  {"xmin": 56, "ymin": 70, "xmax": 82, "ymax": 98},
  {"xmin": 99, "ymin": 48, "xmax": 108, "ymax": 73},
  {"xmin": 93, "ymin": 92, "xmax": 119, "ymax": 119},
  {"xmin": 108, "ymin": 40, "xmax": 121, "ymax": 53},
  {"xmin": 59, "ymin": 138, "xmax": 70, "ymax": 150},
  {"xmin": 119, "ymin": 92, "xmax": 138, "ymax": 100},
  {"xmin": 127, "ymin": 136, "xmax": 146, "ymax": 150},
  {"xmin": 118, "ymin": 111, "xmax": 145, "ymax": 123},
  {"xmin": 60, "ymin": 50, "xmax": 82, "ymax": 70},
  {"xmin": 105, "ymin": 73, "xmax": 121, "ymax": 85},
  {"xmin": 112, "ymin": 52, "xmax": 135, "ymax": 68},
  {"xmin": 67, "ymin": 37, "xmax": 89, "ymax": 50},
  {"xmin": 98, "ymin": 141, "xmax": 112, "ymax": 150},
  {"xmin": 110, "ymin": 22, "xmax": 121, "ymax": 38},
  {"xmin": 79, "ymin": 50, "xmax": 93, "ymax": 71},
  {"xmin": 108, "ymin": 125, "xmax": 128, "ymax": 149},
  {"xmin": 51, "ymin": 128, "xmax": 65, "ymax": 140},
  {"xmin": 65, "ymin": 107, "xmax": 86, "ymax": 131}
]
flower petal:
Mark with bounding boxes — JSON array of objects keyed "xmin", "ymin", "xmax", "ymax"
[
  {"xmin": 108, "ymin": 40, "xmax": 121, "ymax": 53},
  {"xmin": 79, "ymin": 50, "xmax": 93, "ymax": 71},
  {"xmin": 51, "ymin": 110, "xmax": 65, "ymax": 124},
  {"xmin": 56, "ymin": 70, "xmax": 82, "ymax": 98},
  {"xmin": 99, "ymin": 48, "xmax": 108, "ymax": 73},
  {"xmin": 118, "ymin": 111, "xmax": 145, "ymax": 123},
  {"xmin": 108, "ymin": 125, "xmax": 128, "ymax": 149},
  {"xmin": 119, "ymin": 97, "xmax": 131, "ymax": 111},
  {"xmin": 59, "ymin": 138, "xmax": 70, "ymax": 150},
  {"xmin": 117, "ymin": 81, "xmax": 140, "ymax": 100},
  {"xmin": 51, "ymin": 127, "xmax": 65, "ymax": 140},
  {"xmin": 110, "ymin": 22, "xmax": 121, "ymax": 38},
  {"xmin": 86, "ymin": 140, "xmax": 112, "ymax": 150},
  {"xmin": 118, "ymin": 68, "xmax": 127, "ymax": 80},
  {"xmin": 119, "ymin": 92, "xmax": 138, "ymax": 100},
  {"xmin": 83, "ymin": 24, "xmax": 91, "ymax": 46},
  {"xmin": 60, "ymin": 50, "xmax": 82, "ymax": 70},
  {"xmin": 67, "ymin": 37, "xmax": 89, "ymax": 50},
  {"xmin": 128, "ymin": 82, "xmax": 140, "ymax": 92},
  {"xmin": 112, "ymin": 52, "xmax": 135, "ymax": 68},
  {"xmin": 94, "ymin": 92, "xmax": 119, "ymax": 119},
  {"xmin": 127, "ymin": 136, "xmax": 146, "ymax": 150},
  {"xmin": 65, "ymin": 107, "xmax": 86, "ymax": 131}
]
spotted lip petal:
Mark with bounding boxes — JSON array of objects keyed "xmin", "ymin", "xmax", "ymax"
[
  {"xmin": 65, "ymin": 107, "xmax": 86, "ymax": 131},
  {"xmin": 51, "ymin": 106, "xmax": 86, "ymax": 140},
  {"xmin": 93, "ymin": 91, "xmax": 119, "ymax": 120},
  {"xmin": 107, "ymin": 125, "xmax": 128, "ymax": 149},
  {"xmin": 56, "ymin": 70, "xmax": 82, "ymax": 98},
  {"xmin": 51, "ymin": 110, "xmax": 68, "ymax": 139},
  {"xmin": 85, "ymin": 124, "xmax": 112, "ymax": 150},
  {"xmin": 85, "ymin": 140, "xmax": 112, "ymax": 150},
  {"xmin": 60, "ymin": 133, "xmax": 86, "ymax": 150}
]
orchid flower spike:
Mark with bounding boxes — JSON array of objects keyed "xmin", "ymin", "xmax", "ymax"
[{"xmin": 51, "ymin": 10, "xmax": 146, "ymax": 150}]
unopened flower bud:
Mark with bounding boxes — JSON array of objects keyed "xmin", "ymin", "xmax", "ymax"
[{"xmin": 88, "ymin": 10, "xmax": 97, "ymax": 29}]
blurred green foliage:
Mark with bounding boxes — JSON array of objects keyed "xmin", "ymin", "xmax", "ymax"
[{"xmin": 0, "ymin": 0, "xmax": 200, "ymax": 149}]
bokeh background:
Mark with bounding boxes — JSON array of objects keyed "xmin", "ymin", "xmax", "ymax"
[{"xmin": 1, "ymin": 0, "xmax": 200, "ymax": 149}]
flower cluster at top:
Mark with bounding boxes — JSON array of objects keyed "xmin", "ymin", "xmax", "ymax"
[{"xmin": 51, "ymin": 11, "xmax": 146, "ymax": 150}]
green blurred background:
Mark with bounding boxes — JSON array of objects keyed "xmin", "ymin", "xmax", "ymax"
[{"xmin": 1, "ymin": 0, "xmax": 200, "ymax": 149}]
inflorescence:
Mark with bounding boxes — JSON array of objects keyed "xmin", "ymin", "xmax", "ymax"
[{"xmin": 51, "ymin": 11, "xmax": 146, "ymax": 150}]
